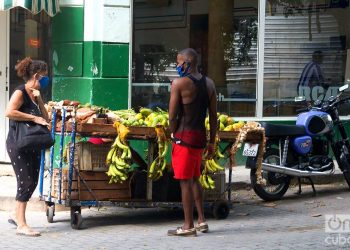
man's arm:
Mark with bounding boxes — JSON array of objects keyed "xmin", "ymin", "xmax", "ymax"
[{"xmin": 168, "ymin": 79, "xmax": 181, "ymax": 134}]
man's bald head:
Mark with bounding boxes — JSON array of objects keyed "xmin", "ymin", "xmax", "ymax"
[{"xmin": 178, "ymin": 48, "xmax": 198, "ymax": 68}]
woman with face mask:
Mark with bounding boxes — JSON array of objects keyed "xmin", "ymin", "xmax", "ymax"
[{"xmin": 5, "ymin": 57, "xmax": 50, "ymax": 237}]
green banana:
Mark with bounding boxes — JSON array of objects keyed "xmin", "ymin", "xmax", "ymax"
[
  {"xmin": 106, "ymin": 147, "xmax": 116, "ymax": 164},
  {"xmin": 116, "ymin": 136, "xmax": 129, "ymax": 150},
  {"xmin": 160, "ymin": 142, "xmax": 168, "ymax": 158}
]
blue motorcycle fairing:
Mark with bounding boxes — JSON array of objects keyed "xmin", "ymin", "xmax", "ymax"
[
  {"xmin": 292, "ymin": 136, "xmax": 312, "ymax": 155},
  {"xmin": 296, "ymin": 111, "xmax": 333, "ymax": 136}
]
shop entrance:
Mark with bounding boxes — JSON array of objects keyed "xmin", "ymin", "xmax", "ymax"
[{"xmin": 0, "ymin": 12, "xmax": 8, "ymax": 162}]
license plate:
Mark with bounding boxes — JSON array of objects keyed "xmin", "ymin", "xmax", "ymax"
[{"xmin": 242, "ymin": 143, "xmax": 259, "ymax": 157}]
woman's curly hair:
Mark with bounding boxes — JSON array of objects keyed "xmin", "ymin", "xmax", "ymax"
[{"xmin": 15, "ymin": 57, "xmax": 47, "ymax": 81}]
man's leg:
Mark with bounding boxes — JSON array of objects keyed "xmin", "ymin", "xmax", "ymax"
[
  {"xmin": 192, "ymin": 177, "xmax": 205, "ymax": 224},
  {"xmin": 180, "ymin": 179, "xmax": 194, "ymax": 229}
]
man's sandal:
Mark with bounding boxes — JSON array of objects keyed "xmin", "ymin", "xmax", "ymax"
[
  {"xmin": 167, "ymin": 227, "xmax": 197, "ymax": 237},
  {"xmin": 195, "ymin": 222, "xmax": 209, "ymax": 233}
]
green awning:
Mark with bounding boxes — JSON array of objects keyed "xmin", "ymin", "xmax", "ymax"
[{"xmin": 0, "ymin": 0, "xmax": 60, "ymax": 17}]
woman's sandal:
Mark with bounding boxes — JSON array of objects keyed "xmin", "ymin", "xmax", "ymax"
[
  {"xmin": 8, "ymin": 215, "xmax": 17, "ymax": 227},
  {"xmin": 16, "ymin": 227, "xmax": 41, "ymax": 237}
]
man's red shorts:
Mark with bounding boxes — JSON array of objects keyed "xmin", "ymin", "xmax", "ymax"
[
  {"xmin": 171, "ymin": 130, "xmax": 206, "ymax": 180},
  {"xmin": 172, "ymin": 143, "xmax": 204, "ymax": 180}
]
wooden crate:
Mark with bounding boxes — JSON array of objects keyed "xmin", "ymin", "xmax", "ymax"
[
  {"xmin": 51, "ymin": 169, "xmax": 132, "ymax": 201},
  {"xmin": 203, "ymin": 171, "xmax": 226, "ymax": 201},
  {"xmin": 73, "ymin": 142, "xmax": 112, "ymax": 172}
]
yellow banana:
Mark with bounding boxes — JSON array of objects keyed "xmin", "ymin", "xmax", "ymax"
[
  {"xmin": 216, "ymin": 149, "xmax": 225, "ymax": 158},
  {"xmin": 207, "ymin": 175, "xmax": 216, "ymax": 189},
  {"xmin": 205, "ymin": 160, "xmax": 215, "ymax": 173},
  {"xmin": 201, "ymin": 174, "xmax": 210, "ymax": 189},
  {"xmin": 210, "ymin": 159, "xmax": 224, "ymax": 171}
]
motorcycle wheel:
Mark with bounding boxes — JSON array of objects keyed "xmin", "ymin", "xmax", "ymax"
[{"xmin": 250, "ymin": 148, "xmax": 291, "ymax": 201}]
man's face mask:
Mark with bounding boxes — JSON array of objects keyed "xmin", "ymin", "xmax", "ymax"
[
  {"xmin": 176, "ymin": 62, "xmax": 190, "ymax": 77},
  {"xmin": 39, "ymin": 75, "xmax": 50, "ymax": 89}
]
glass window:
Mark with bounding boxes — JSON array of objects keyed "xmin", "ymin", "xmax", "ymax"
[
  {"xmin": 132, "ymin": 0, "xmax": 259, "ymax": 117},
  {"xmin": 263, "ymin": 0, "xmax": 350, "ymax": 116},
  {"xmin": 10, "ymin": 8, "xmax": 52, "ymax": 102}
]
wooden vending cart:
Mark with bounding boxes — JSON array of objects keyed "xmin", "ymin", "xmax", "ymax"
[{"xmin": 39, "ymin": 107, "xmax": 261, "ymax": 229}]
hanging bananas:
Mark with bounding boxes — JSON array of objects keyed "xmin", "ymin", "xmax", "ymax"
[
  {"xmin": 148, "ymin": 126, "xmax": 169, "ymax": 181},
  {"xmin": 106, "ymin": 122, "xmax": 132, "ymax": 183},
  {"xmin": 200, "ymin": 135, "xmax": 225, "ymax": 189}
]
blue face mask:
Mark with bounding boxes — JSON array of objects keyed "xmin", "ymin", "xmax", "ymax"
[
  {"xmin": 39, "ymin": 76, "xmax": 50, "ymax": 89},
  {"xmin": 176, "ymin": 62, "xmax": 190, "ymax": 77}
]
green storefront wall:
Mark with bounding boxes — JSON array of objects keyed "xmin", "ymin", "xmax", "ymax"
[{"xmin": 51, "ymin": 7, "xmax": 129, "ymax": 109}]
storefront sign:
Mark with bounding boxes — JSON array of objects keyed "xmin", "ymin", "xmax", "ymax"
[{"xmin": 298, "ymin": 86, "xmax": 340, "ymax": 101}]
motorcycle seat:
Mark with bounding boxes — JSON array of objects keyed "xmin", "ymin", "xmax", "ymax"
[{"xmin": 260, "ymin": 122, "xmax": 306, "ymax": 137}]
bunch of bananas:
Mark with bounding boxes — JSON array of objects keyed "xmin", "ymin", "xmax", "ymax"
[
  {"xmin": 200, "ymin": 137, "xmax": 226, "ymax": 189},
  {"xmin": 148, "ymin": 126, "xmax": 169, "ymax": 181},
  {"xmin": 106, "ymin": 122, "xmax": 132, "ymax": 183}
]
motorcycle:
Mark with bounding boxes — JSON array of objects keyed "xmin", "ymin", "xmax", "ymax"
[{"xmin": 246, "ymin": 84, "xmax": 350, "ymax": 201}]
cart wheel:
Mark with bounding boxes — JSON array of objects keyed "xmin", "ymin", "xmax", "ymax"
[
  {"xmin": 46, "ymin": 204, "xmax": 55, "ymax": 223},
  {"xmin": 70, "ymin": 207, "xmax": 83, "ymax": 230},
  {"xmin": 212, "ymin": 200, "xmax": 230, "ymax": 220}
]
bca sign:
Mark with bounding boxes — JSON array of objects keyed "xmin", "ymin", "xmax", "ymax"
[{"xmin": 298, "ymin": 86, "xmax": 340, "ymax": 101}]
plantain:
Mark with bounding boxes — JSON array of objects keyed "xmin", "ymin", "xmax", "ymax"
[
  {"xmin": 160, "ymin": 142, "xmax": 168, "ymax": 158},
  {"xmin": 115, "ymin": 136, "xmax": 129, "ymax": 150},
  {"xmin": 106, "ymin": 147, "xmax": 116, "ymax": 165}
]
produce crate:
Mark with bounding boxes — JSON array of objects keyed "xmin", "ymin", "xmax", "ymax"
[
  {"xmin": 203, "ymin": 171, "xmax": 226, "ymax": 201},
  {"xmin": 73, "ymin": 141, "xmax": 112, "ymax": 172},
  {"xmin": 51, "ymin": 169, "xmax": 132, "ymax": 201}
]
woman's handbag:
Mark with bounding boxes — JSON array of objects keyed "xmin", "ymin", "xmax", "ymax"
[{"xmin": 14, "ymin": 121, "xmax": 54, "ymax": 151}]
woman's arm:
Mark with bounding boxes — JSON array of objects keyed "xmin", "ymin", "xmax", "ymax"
[
  {"xmin": 5, "ymin": 90, "xmax": 49, "ymax": 126},
  {"xmin": 32, "ymin": 88, "xmax": 49, "ymax": 122}
]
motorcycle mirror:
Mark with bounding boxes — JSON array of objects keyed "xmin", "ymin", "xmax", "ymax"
[
  {"xmin": 295, "ymin": 96, "xmax": 306, "ymax": 102},
  {"xmin": 339, "ymin": 84, "xmax": 349, "ymax": 92}
]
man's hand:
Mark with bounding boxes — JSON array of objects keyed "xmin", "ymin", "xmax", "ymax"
[{"xmin": 205, "ymin": 143, "xmax": 215, "ymax": 159}]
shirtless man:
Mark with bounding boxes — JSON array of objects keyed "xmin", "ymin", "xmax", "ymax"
[{"xmin": 168, "ymin": 48, "xmax": 217, "ymax": 236}]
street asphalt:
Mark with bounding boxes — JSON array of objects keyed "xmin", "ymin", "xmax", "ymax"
[{"xmin": 0, "ymin": 180, "xmax": 349, "ymax": 249}]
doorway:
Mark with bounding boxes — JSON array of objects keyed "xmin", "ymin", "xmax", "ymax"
[
  {"xmin": 190, "ymin": 14, "xmax": 208, "ymax": 75},
  {"xmin": 0, "ymin": 12, "xmax": 9, "ymax": 162}
]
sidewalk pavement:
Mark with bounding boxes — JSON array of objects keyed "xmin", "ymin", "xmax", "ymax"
[{"xmin": 0, "ymin": 162, "xmax": 345, "ymax": 212}]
